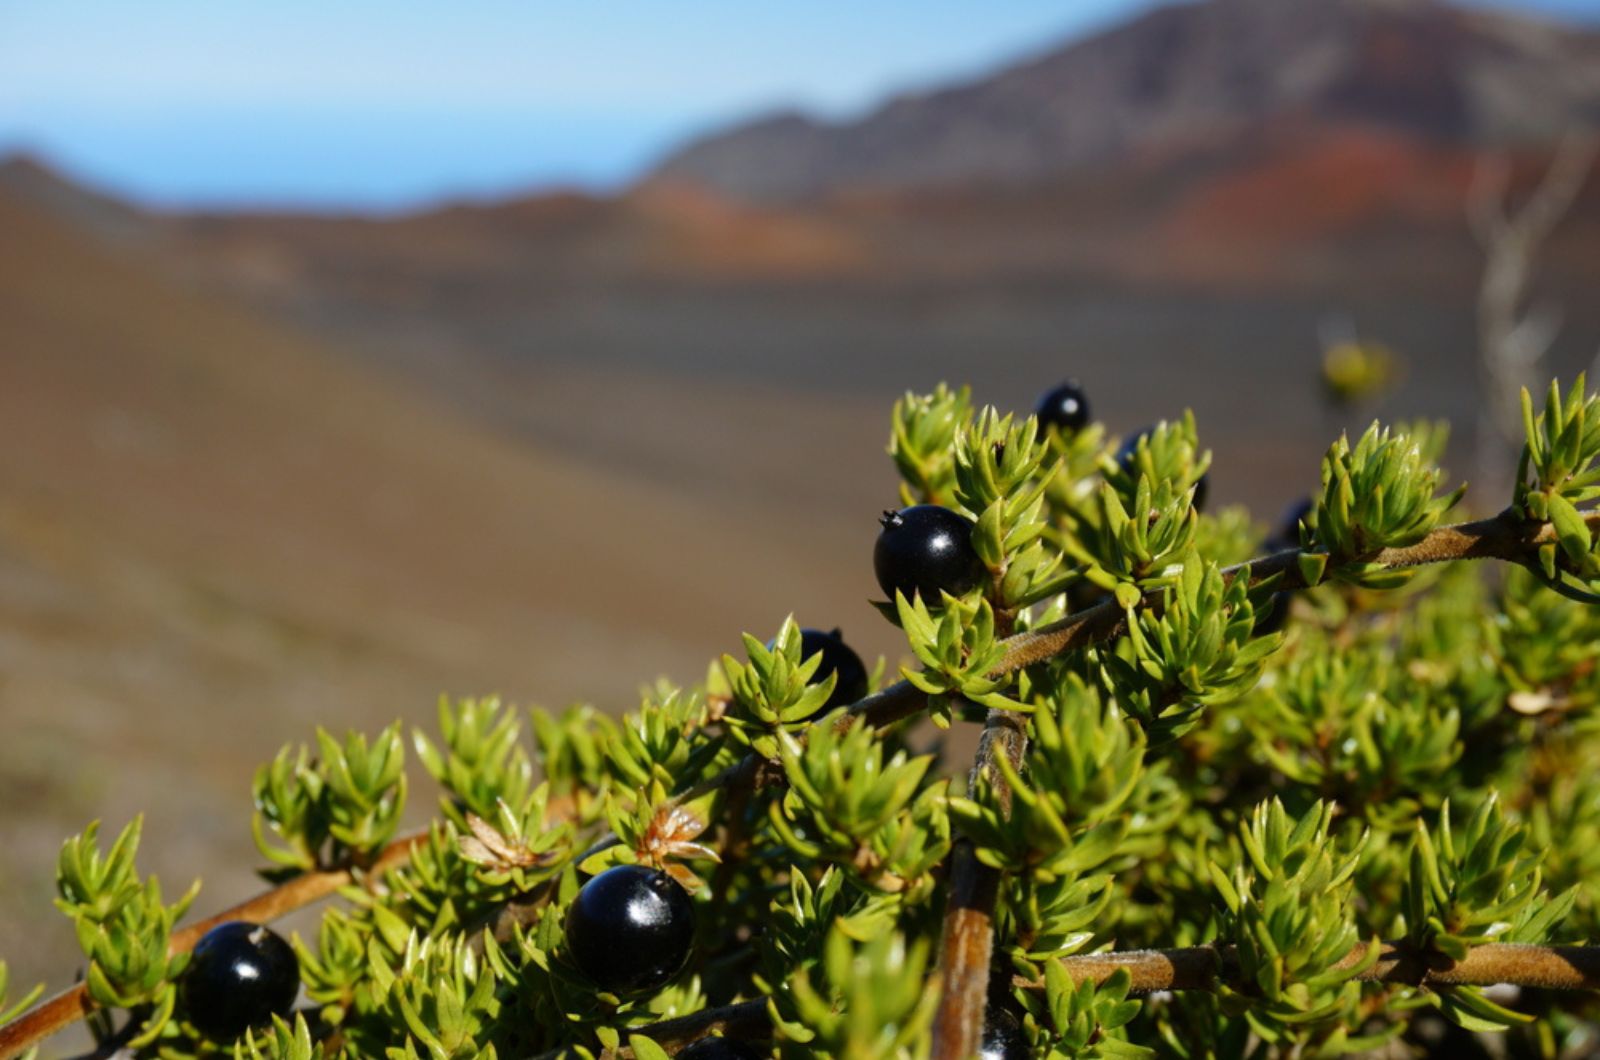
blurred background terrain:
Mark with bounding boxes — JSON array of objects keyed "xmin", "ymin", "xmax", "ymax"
[{"xmin": 2, "ymin": 0, "xmax": 1599, "ymax": 1006}]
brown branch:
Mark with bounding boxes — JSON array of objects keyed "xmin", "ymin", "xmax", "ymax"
[
  {"xmin": 992, "ymin": 510, "xmax": 1559, "ymax": 674},
  {"xmin": 930, "ymin": 708, "xmax": 1028, "ymax": 1060},
  {"xmin": 851, "ymin": 511, "xmax": 1581, "ymax": 733},
  {"xmin": 561, "ymin": 941, "xmax": 1600, "ymax": 1058},
  {"xmin": 927, "ymin": 581, "xmax": 1027, "ymax": 1060},
  {"xmin": 0, "ymin": 831, "xmax": 426, "ymax": 1060},
  {"xmin": 0, "ymin": 987, "xmax": 97, "ymax": 1060},
  {"xmin": 174, "ymin": 833, "xmax": 425, "ymax": 950},
  {"xmin": 1026, "ymin": 940, "xmax": 1600, "ymax": 994}
]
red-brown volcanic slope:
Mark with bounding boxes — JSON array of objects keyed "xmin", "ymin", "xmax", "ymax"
[{"xmin": 170, "ymin": 123, "xmax": 1600, "ymax": 306}]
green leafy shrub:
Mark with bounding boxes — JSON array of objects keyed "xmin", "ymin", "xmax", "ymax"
[{"xmin": 5, "ymin": 379, "xmax": 1600, "ymax": 1060}]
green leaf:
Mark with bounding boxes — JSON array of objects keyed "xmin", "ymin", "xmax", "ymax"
[
  {"xmin": 626, "ymin": 1036, "xmax": 672, "ymax": 1060},
  {"xmin": 1547, "ymin": 492, "xmax": 1593, "ymax": 570}
]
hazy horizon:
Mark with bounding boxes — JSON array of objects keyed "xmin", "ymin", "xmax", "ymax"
[{"xmin": 5, "ymin": 0, "xmax": 1598, "ymax": 212}]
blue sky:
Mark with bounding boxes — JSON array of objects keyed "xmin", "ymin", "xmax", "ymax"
[{"xmin": 2, "ymin": 0, "xmax": 1596, "ymax": 211}]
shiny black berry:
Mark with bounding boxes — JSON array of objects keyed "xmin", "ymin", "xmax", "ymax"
[
  {"xmin": 874, "ymin": 505, "xmax": 986, "ymax": 603},
  {"xmin": 678, "ymin": 1036, "xmax": 766, "ymax": 1059},
  {"xmin": 979, "ymin": 1005, "xmax": 1030, "ymax": 1060},
  {"xmin": 565, "ymin": 864, "xmax": 694, "ymax": 994},
  {"xmin": 1034, "ymin": 380, "xmax": 1091, "ymax": 435},
  {"xmin": 181, "ymin": 921, "xmax": 299, "ymax": 1041},
  {"xmin": 1116, "ymin": 426, "xmax": 1209, "ymax": 513},
  {"xmin": 770, "ymin": 628, "xmax": 868, "ymax": 712}
]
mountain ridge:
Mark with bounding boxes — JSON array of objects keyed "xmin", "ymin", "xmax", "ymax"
[{"xmin": 648, "ymin": 0, "xmax": 1600, "ymax": 203}]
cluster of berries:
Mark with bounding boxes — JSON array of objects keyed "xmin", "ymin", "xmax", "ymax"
[{"xmin": 547, "ymin": 382, "xmax": 1097, "ymax": 1056}]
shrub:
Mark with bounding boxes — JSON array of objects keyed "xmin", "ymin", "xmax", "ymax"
[{"xmin": 4, "ymin": 378, "xmax": 1600, "ymax": 1059}]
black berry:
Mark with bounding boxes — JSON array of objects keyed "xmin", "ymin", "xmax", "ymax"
[
  {"xmin": 1034, "ymin": 380, "xmax": 1091, "ymax": 435},
  {"xmin": 181, "ymin": 921, "xmax": 299, "ymax": 1041},
  {"xmin": 769, "ymin": 628, "xmax": 868, "ymax": 712},
  {"xmin": 1116, "ymin": 426, "xmax": 1209, "ymax": 513},
  {"xmin": 979, "ymin": 1005, "xmax": 1030, "ymax": 1060},
  {"xmin": 874, "ymin": 505, "xmax": 986, "ymax": 603},
  {"xmin": 565, "ymin": 864, "xmax": 694, "ymax": 994},
  {"xmin": 678, "ymin": 1036, "xmax": 766, "ymax": 1059}
]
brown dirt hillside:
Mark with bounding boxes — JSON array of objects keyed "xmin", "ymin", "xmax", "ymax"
[{"xmin": 0, "ymin": 188, "xmax": 899, "ymax": 1004}]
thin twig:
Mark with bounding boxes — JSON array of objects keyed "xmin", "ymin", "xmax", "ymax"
[
  {"xmin": 851, "ymin": 510, "xmax": 1583, "ymax": 732},
  {"xmin": 930, "ymin": 570, "xmax": 1027, "ymax": 1060},
  {"xmin": 1022, "ymin": 940, "xmax": 1600, "ymax": 994},
  {"xmin": 930, "ymin": 708, "xmax": 1028, "ymax": 1060}
]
